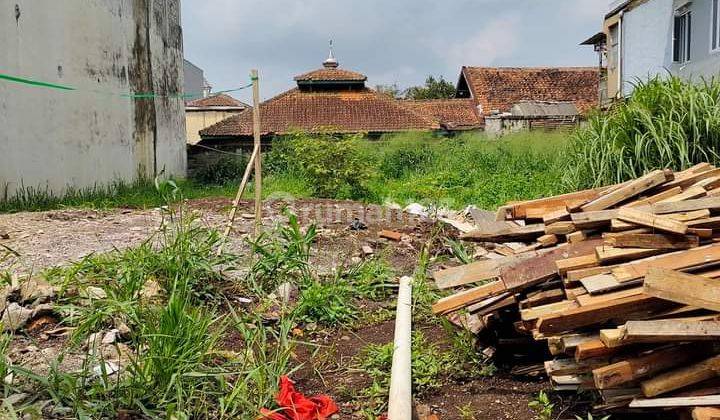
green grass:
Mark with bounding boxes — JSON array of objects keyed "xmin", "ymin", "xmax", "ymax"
[
  {"xmin": 0, "ymin": 130, "xmax": 571, "ymax": 214},
  {"xmin": 565, "ymin": 76, "xmax": 720, "ymax": 189}
]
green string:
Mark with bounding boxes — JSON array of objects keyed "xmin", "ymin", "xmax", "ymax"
[{"xmin": 0, "ymin": 72, "xmax": 252, "ymax": 100}]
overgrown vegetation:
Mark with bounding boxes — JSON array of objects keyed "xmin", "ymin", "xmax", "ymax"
[{"xmin": 565, "ymin": 76, "xmax": 720, "ymax": 189}]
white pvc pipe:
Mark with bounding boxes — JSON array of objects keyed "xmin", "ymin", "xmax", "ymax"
[{"xmin": 388, "ymin": 276, "xmax": 413, "ymax": 419}]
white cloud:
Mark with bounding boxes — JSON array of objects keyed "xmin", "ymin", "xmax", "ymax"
[{"xmin": 443, "ymin": 15, "xmax": 521, "ymax": 67}]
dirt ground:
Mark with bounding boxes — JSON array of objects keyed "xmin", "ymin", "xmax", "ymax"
[{"xmin": 0, "ymin": 197, "xmax": 553, "ymax": 419}]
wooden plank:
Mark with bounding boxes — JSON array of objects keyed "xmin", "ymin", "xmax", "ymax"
[
  {"xmin": 566, "ymin": 266, "xmax": 616, "ymax": 282},
  {"xmin": 606, "ymin": 233, "xmax": 700, "ymax": 250},
  {"xmin": 617, "ymin": 208, "xmax": 689, "ymax": 235},
  {"xmin": 466, "ymin": 292, "xmax": 515, "ymax": 315},
  {"xmin": 689, "ymin": 216, "xmax": 720, "ymax": 229},
  {"xmin": 623, "ymin": 319, "xmax": 720, "ymax": 342},
  {"xmin": 593, "ymin": 345, "xmax": 710, "ymax": 390},
  {"xmin": 631, "ymin": 395, "xmax": 720, "ymax": 408},
  {"xmin": 520, "ymin": 300, "xmax": 579, "ymax": 321},
  {"xmin": 692, "ymin": 407, "xmax": 720, "ymax": 420},
  {"xmin": 644, "ymin": 267, "xmax": 720, "ymax": 312},
  {"xmin": 546, "ymin": 357, "xmax": 609, "ymax": 376},
  {"xmin": 572, "ymin": 198, "xmax": 720, "ymax": 229},
  {"xmin": 556, "ymin": 254, "xmax": 599, "ymax": 276},
  {"xmin": 460, "ymin": 222, "xmax": 546, "ymax": 242},
  {"xmin": 560, "ymin": 333, "xmax": 598, "ymax": 354},
  {"xmin": 666, "ymin": 209, "xmax": 712, "ymax": 222},
  {"xmin": 663, "ymin": 167, "xmax": 720, "ymax": 190},
  {"xmin": 536, "ymin": 294, "xmax": 675, "ymax": 334},
  {"xmin": 641, "ymin": 355, "xmax": 720, "ymax": 397},
  {"xmin": 595, "ymin": 245, "xmax": 664, "ymax": 264},
  {"xmin": 537, "ymin": 234, "xmax": 559, "ymax": 247},
  {"xmin": 508, "ymin": 187, "xmax": 610, "ymax": 219},
  {"xmin": 431, "ymin": 280, "xmax": 506, "ymax": 315},
  {"xmin": 432, "ymin": 251, "xmax": 541, "ymax": 289},
  {"xmin": 520, "ymin": 288, "xmax": 566, "ymax": 309},
  {"xmin": 543, "ymin": 210, "xmax": 570, "ymax": 225},
  {"xmin": 612, "ymin": 244, "xmax": 720, "ymax": 282},
  {"xmin": 581, "ymin": 170, "xmax": 671, "ymax": 212},
  {"xmin": 576, "ymin": 287, "xmax": 644, "ymax": 307},
  {"xmin": 624, "ymin": 186, "xmax": 683, "ymax": 208},
  {"xmin": 566, "ymin": 230, "xmax": 591, "ymax": 243},
  {"xmin": 545, "ymin": 221, "xmax": 576, "ymax": 235},
  {"xmin": 657, "ymin": 185, "xmax": 708, "ymax": 203},
  {"xmin": 500, "ymin": 239, "xmax": 604, "ymax": 291},
  {"xmin": 575, "ymin": 338, "xmax": 619, "ymax": 361},
  {"xmin": 580, "ymin": 273, "xmax": 640, "ymax": 295}
]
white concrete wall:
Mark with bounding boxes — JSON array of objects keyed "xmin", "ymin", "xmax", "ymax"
[
  {"xmin": 621, "ymin": 0, "xmax": 675, "ymax": 96},
  {"xmin": 0, "ymin": 0, "xmax": 185, "ymax": 199}
]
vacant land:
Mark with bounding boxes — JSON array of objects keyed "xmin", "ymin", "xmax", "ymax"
[{"xmin": 0, "ymin": 196, "xmax": 555, "ymax": 419}]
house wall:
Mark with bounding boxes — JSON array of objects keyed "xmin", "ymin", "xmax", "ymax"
[
  {"xmin": 620, "ymin": 0, "xmax": 674, "ymax": 96},
  {"xmin": 186, "ymin": 110, "xmax": 243, "ymax": 144},
  {"xmin": 0, "ymin": 0, "xmax": 186, "ymax": 199},
  {"xmin": 605, "ymin": 0, "xmax": 720, "ymax": 98},
  {"xmin": 673, "ymin": 0, "xmax": 720, "ymax": 80}
]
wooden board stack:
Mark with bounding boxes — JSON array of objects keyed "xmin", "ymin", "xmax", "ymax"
[{"xmin": 432, "ymin": 163, "xmax": 720, "ymax": 417}]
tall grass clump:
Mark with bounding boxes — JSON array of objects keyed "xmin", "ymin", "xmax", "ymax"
[{"xmin": 565, "ymin": 76, "xmax": 720, "ymax": 189}]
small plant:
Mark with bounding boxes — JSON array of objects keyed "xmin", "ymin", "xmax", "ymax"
[
  {"xmin": 445, "ymin": 238, "xmax": 472, "ymax": 264},
  {"xmin": 293, "ymin": 279, "xmax": 357, "ymax": 326},
  {"xmin": 457, "ymin": 403, "xmax": 477, "ymax": 420},
  {"xmin": 246, "ymin": 209, "xmax": 316, "ymax": 293},
  {"xmin": 575, "ymin": 414, "xmax": 610, "ymax": 420},
  {"xmin": 356, "ymin": 332, "xmax": 447, "ymax": 415},
  {"xmin": 342, "ymin": 256, "xmax": 395, "ymax": 301},
  {"xmin": 529, "ymin": 391, "xmax": 555, "ymax": 420}
]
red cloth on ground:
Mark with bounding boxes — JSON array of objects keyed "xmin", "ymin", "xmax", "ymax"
[{"xmin": 260, "ymin": 376, "xmax": 339, "ymax": 420}]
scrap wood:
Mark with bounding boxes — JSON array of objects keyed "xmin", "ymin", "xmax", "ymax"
[
  {"xmin": 605, "ymin": 233, "xmax": 700, "ymax": 250},
  {"xmin": 592, "ymin": 345, "xmax": 712, "ymax": 390},
  {"xmin": 595, "ymin": 245, "xmax": 665, "ymax": 264},
  {"xmin": 692, "ymin": 407, "xmax": 720, "ymax": 420},
  {"xmin": 379, "ymin": 230, "xmax": 403, "ymax": 241},
  {"xmin": 644, "ymin": 267, "xmax": 720, "ymax": 312},
  {"xmin": 611, "ymin": 243, "xmax": 720, "ymax": 282},
  {"xmin": 619, "ymin": 319, "xmax": 720, "ymax": 343},
  {"xmin": 460, "ymin": 221, "xmax": 545, "ymax": 242},
  {"xmin": 657, "ymin": 185, "xmax": 708, "ymax": 203},
  {"xmin": 641, "ymin": 355, "xmax": 720, "ymax": 397},
  {"xmin": 432, "ymin": 251, "xmax": 542, "ymax": 289},
  {"xmin": 580, "ymin": 170, "xmax": 672, "ymax": 212},
  {"xmin": 431, "ymin": 280, "xmax": 505, "ymax": 315},
  {"xmin": 617, "ymin": 207, "xmax": 689, "ymax": 235},
  {"xmin": 631, "ymin": 395, "xmax": 720, "ymax": 408},
  {"xmin": 536, "ymin": 294, "xmax": 676, "ymax": 334}
]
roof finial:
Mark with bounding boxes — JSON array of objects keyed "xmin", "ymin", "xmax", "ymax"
[{"xmin": 323, "ymin": 39, "xmax": 339, "ymax": 69}]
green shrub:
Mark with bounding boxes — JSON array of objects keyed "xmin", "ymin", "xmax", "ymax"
[
  {"xmin": 293, "ymin": 279, "xmax": 357, "ymax": 326},
  {"xmin": 192, "ymin": 153, "xmax": 249, "ymax": 185},
  {"xmin": 263, "ymin": 132, "xmax": 375, "ymax": 199},
  {"xmin": 565, "ymin": 76, "xmax": 720, "ymax": 189},
  {"xmin": 378, "ymin": 138, "xmax": 437, "ymax": 178}
]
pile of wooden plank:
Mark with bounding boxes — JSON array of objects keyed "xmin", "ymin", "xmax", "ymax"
[{"xmin": 432, "ymin": 163, "xmax": 720, "ymax": 418}]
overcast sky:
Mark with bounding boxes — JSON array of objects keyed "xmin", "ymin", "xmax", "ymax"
[{"xmin": 182, "ymin": 0, "xmax": 609, "ymax": 102}]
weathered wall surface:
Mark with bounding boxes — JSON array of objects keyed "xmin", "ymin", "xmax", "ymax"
[
  {"xmin": 183, "ymin": 59, "xmax": 205, "ymax": 97},
  {"xmin": 0, "ymin": 0, "xmax": 185, "ymax": 199},
  {"xmin": 621, "ymin": 0, "xmax": 674, "ymax": 96}
]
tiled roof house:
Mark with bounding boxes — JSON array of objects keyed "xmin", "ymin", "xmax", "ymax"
[
  {"xmin": 200, "ymin": 53, "xmax": 481, "ymax": 140},
  {"xmin": 455, "ymin": 67, "xmax": 600, "ymax": 116}
]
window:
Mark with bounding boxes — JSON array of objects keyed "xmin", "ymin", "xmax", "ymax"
[
  {"xmin": 673, "ymin": 10, "xmax": 692, "ymax": 63},
  {"xmin": 713, "ymin": 0, "xmax": 720, "ymax": 51},
  {"xmin": 608, "ymin": 24, "xmax": 619, "ymax": 72}
]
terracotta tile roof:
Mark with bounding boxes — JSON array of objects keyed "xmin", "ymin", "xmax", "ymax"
[
  {"xmin": 461, "ymin": 67, "xmax": 599, "ymax": 114},
  {"xmin": 200, "ymin": 88, "xmax": 439, "ymax": 138},
  {"xmin": 186, "ymin": 94, "xmax": 248, "ymax": 108},
  {"xmin": 294, "ymin": 68, "xmax": 367, "ymax": 82},
  {"xmin": 402, "ymin": 99, "xmax": 483, "ymax": 130}
]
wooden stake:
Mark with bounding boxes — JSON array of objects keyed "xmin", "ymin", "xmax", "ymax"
[
  {"xmin": 217, "ymin": 146, "xmax": 259, "ymax": 255},
  {"xmin": 251, "ymin": 69, "xmax": 262, "ymax": 235}
]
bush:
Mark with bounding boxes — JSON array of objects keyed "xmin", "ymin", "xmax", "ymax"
[
  {"xmin": 378, "ymin": 138, "xmax": 437, "ymax": 178},
  {"xmin": 564, "ymin": 76, "xmax": 720, "ymax": 189},
  {"xmin": 191, "ymin": 152, "xmax": 249, "ymax": 185},
  {"xmin": 263, "ymin": 132, "xmax": 375, "ymax": 199}
]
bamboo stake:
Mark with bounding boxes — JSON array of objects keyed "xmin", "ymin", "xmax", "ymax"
[
  {"xmin": 216, "ymin": 145, "xmax": 259, "ymax": 256},
  {"xmin": 251, "ymin": 69, "xmax": 262, "ymax": 235},
  {"xmin": 388, "ymin": 276, "xmax": 413, "ymax": 419}
]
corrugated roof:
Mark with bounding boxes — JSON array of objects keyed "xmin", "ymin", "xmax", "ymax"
[{"xmin": 510, "ymin": 101, "xmax": 579, "ymax": 117}]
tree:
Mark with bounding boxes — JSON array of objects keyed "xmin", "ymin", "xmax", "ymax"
[
  {"xmin": 375, "ymin": 83, "xmax": 402, "ymax": 99},
  {"xmin": 404, "ymin": 75, "xmax": 456, "ymax": 100}
]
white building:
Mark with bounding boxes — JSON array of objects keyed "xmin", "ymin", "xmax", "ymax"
[{"xmin": 0, "ymin": 0, "xmax": 186, "ymax": 199}]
